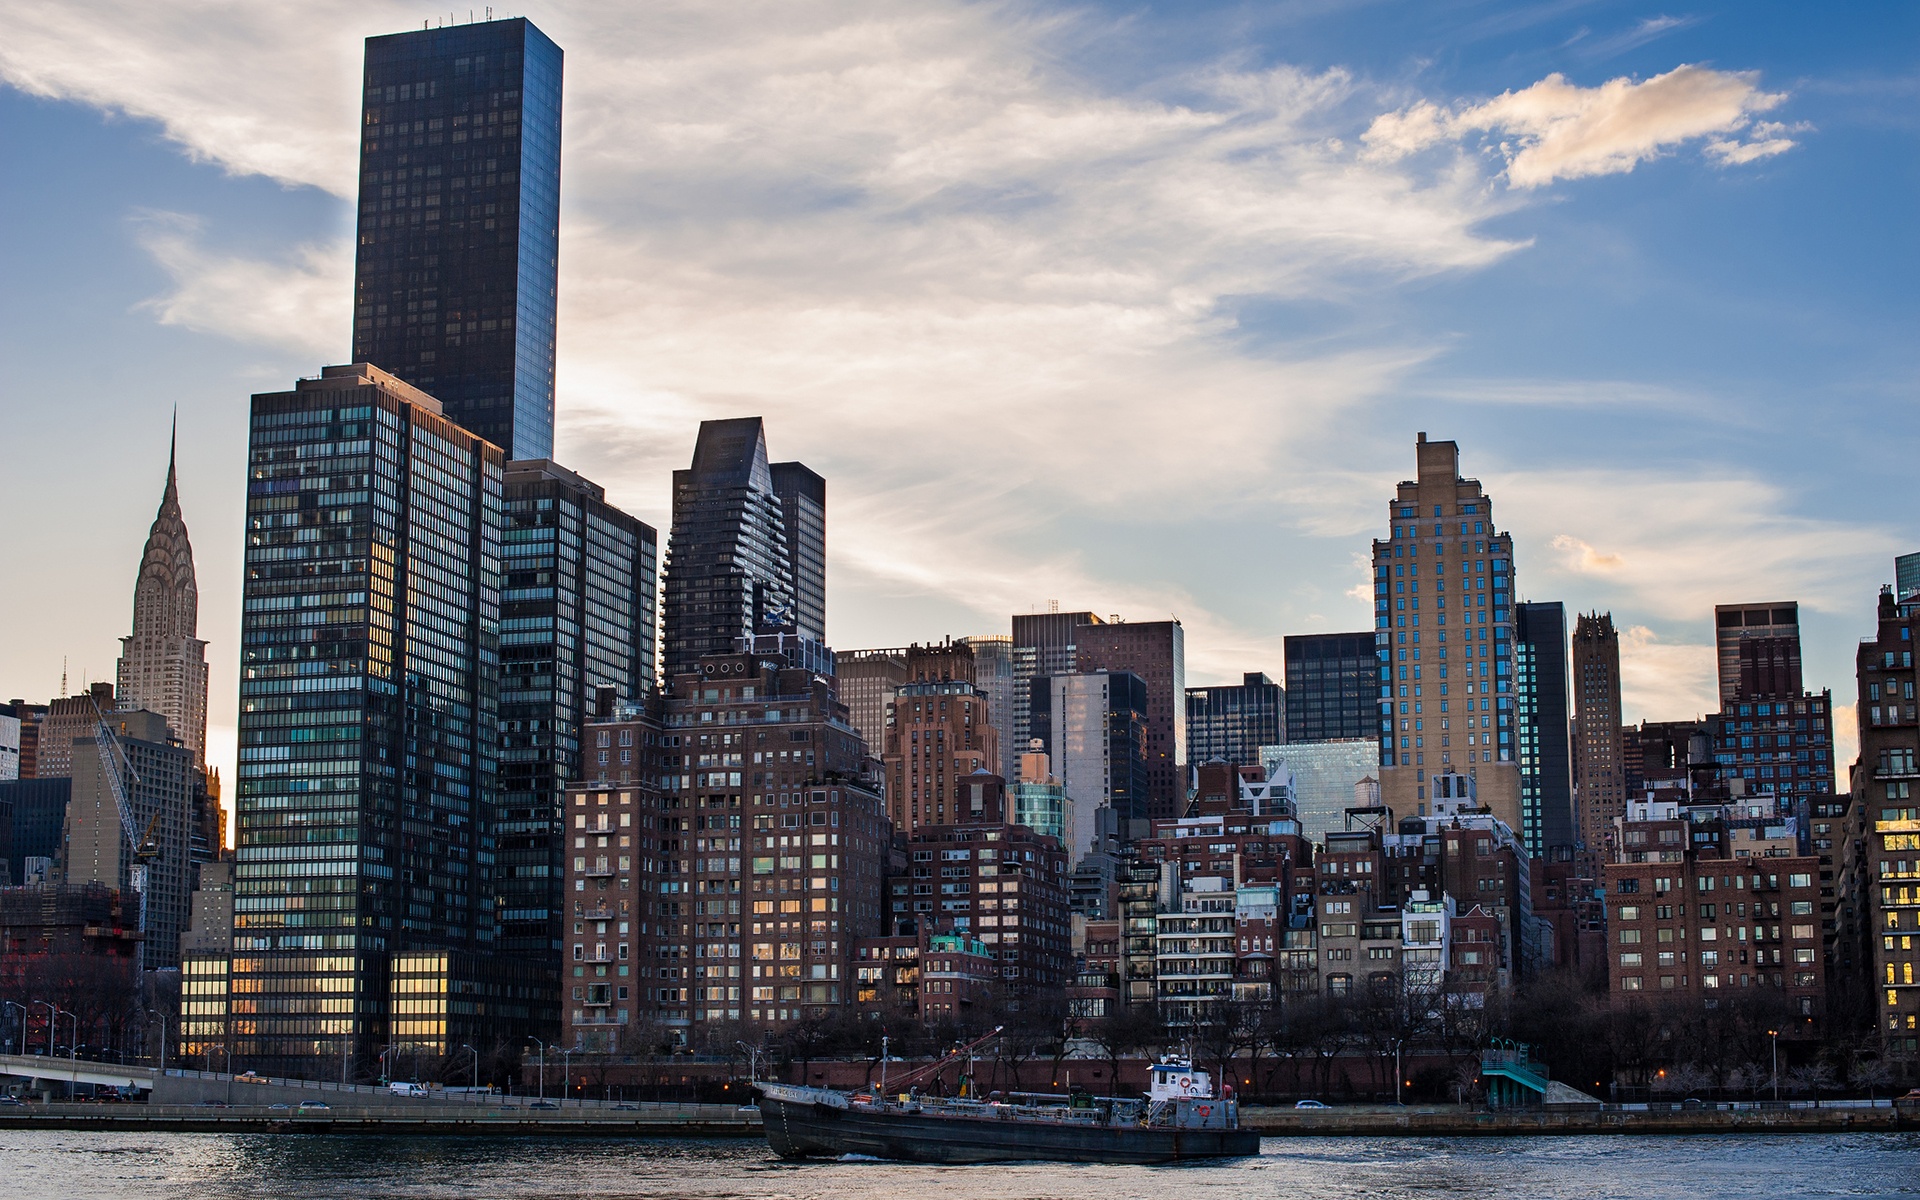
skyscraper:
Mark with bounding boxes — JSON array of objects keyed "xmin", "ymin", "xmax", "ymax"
[
  {"xmin": 832, "ymin": 647, "xmax": 909, "ymax": 752},
  {"xmin": 231, "ymin": 363, "xmax": 509, "ymax": 1075},
  {"xmin": 495, "ymin": 459, "xmax": 657, "ymax": 961},
  {"xmin": 1186, "ymin": 672, "xmax": 1284, "ymax": 768},
  {"xmin": 1075, "ymin": 620, "xmax": 1185, "ymax": 820},
  {"xmin": 1371, "ymin": 434, "xmax": 1523, "ymax": 835},
  {"xmin": 1513, "ymin": 601, "xmax": 1573, "ymax": 854},
  {"xmin": 115, "ymin": 427, "xmax": 209, "ymax": 767},
  {"xmin": 1029, "ymin": 671, "xmax": 1149, "ymax": 863},
  {"xmin": 1713, "ymin": 602, "xmax": 1803, "ymax": 708},
  {"xmin": 1570, "ymin": 612, "xmax": 1626, "ymax": 857},
  {"xmin": 1898, "ymin": 551, "xmax": 1920, "ymax": 601},
  {"xmin": 1010, "ymin": 610, "xmax": 1102, "ymax": 752},
  {"xmin": 351, "ymin": 18, "xmax": 564, "ymax": 460},
  {"xmin": 1284, "ymin": 632, "xmax": 1376, "ymax": 743},
  {"xmin": 662, "ymin": 419, "xmax": 818, "ymax": 681},
  {"xmin": 957, "ymin": 635, "xmax": 1016, "ymax": 781},
  {"xmin": 768, "ymin": 463, "xmax": 826, "ymax": 643}
]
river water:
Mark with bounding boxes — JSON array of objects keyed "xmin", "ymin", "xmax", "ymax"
[{"xmin": 1, "ymin": 1132, "xmax": 1915, "ymax": 1199}]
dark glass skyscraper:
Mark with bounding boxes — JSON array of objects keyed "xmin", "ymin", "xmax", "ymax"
[
  {"xmin": 769, "ymin": 462, "xmax": 826, "ymax": 643},
  {"xmin": 232, "ymin": 363, "xmax": 505, "ymax": 1074},
  {"xmin": 662, "ymin": 419, "xmax": 822, "ymax": 682},
  {"xmin": 1514, "ymin": 601, "xmax": 1573, "ymax": 854},
  {"xmin": 1185, "ymin": 672, "xmax": 1284, "ymax": 767},
  {"xmin": 352, "ymin": 18, "xmax": 563, "ymax": 460},
  {"xmin": 496, "ymin": 460, "xmax": 657, "ymax": 959},
  {"xmin": 1283, "ymin": 632, "xmax": 1375, "ymax": 742}
]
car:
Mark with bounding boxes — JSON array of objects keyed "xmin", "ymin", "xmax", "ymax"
[
  {"xmin": 0, "ymin": 1096, "xmax": 24, "ymax": 1106},
  {"xmin": 529, "ymin": 1100, "xmax": 559, "ymax": 1110},
  {"xmin": 199, "ymin": 1100, "xmax": 230, "ymax": 1107},
  {"xmin": 611, "ymin": 1103, "xmax": 638, "ymax": 1111},
  {"xmin": 297, "ymin": 1101, "xmax": 331, "ymax": 1112},
  {"xmin": 267, "ymin": 1104, "xmax": 290, "ymax": 1111},
  {"xmin": 1294, "ymin": 1099, "xmax": 1329, "ymax": 1109}
]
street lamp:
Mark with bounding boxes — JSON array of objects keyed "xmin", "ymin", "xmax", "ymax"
[
  {"xmin": 33, "ymin": 1001, "xmax": 56, "ymax": 1057},
  {"xmin": 529, "ymin": 1037, "xmax": 546, "ymax": 1101},
  {"xmin": 1767, "ymin": 1029, "xmax": 1780, "ymax": 1102},
  {"xmin": 1, "ymin": 1001, "xmax": 24, "ymax": 1056},
  {"xmin": 461, "ymin": 1044, "xmax": 480, "ymax": 1098},
  {"xmin": 379, "ymin": 1045, "xmax": 396, "ymax": 1084},
  {"xmin": 561, "ymin": 1047, "xmax": 574, "ymax": 1107}
]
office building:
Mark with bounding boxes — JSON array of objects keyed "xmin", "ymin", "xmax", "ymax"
[
  {"xmin": 1076, "ymin": 620, "xmax": 1185, "ymax": 820},
  {"xmin": 768, "ymin": 463, "xmax": 826, "ymax": 644},
  {"xmin": 832, "ymin": 648, "xmax": 909, "ymax": 753},
  {"xmin": 351, "ymin": 18, "xmax": 565, "ymax": 460},
  {"xmin": 1258, "ymin": 740, "xmax": 1381, "ymax": 844},
  {"xmin": 1186, "ymin": 672, "xmax": 1283, "ymax": 770},
  {"xmin": 1514, "ymin": 602, "xmax": 1573, "ymax": 854},
  {"xmin": 230, "ymin": 363, "xmax": 509, "ymax": 1076},
  {"xmin": 1371, "ymin": 434, "xmax": 1523, "ymax": 836},
  {"xmin": 1898, "ymin": 552, "xmax": 1920, "ymax": 602},
  {"xmin": 1284, "ymin": 632, "xmax": 1376, "ymax": 743},
  {"xmin": 4, "ymin": 701, "xmax": 46, "ymax": 781},
  {"xmin": 115, "ymin": 429, "xmax": 209, "ymax": 767},
  {"xmin": 496, "ymin": 459, "xmax": 657, "ymax": 962},
  {"xmin": 1714, "ymin": 602, "xmax": 1803, "ymax": 709},
  {"xmin": 1029, "ymin": 671, "xmax": 1150, "ymax": 864},
  {"xmin": 662, "ymin": 418, "xmax": 817, "ymax": 681},
  {"xmin": 32, "ymin": 684, "xmax": 118, "ymax": 783},
  {"xmin": 63, "ymin": 708, "xmax": 196, "ymax": 970},
  {"xmin": 0, "ymin": 779, "xmax": 68, "ymax": 888},
  {"xmin": 1010, "ymin": 610, "xmax": 1102, "ymax": 753},
  {"xmin": 0, "ymin": 711, "xmax": 16, "ymax": 783},
  {"xmin": 1571, "ymin": 613, "xmax": 1626, "ymax": 859},
  {"xmin": 959, "ymin": 635, "xmax": 1017, "ymax": 781}
]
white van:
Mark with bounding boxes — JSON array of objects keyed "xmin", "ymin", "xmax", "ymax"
[{"xmin": 389, "ymin": 1082, "xmax": 430, "ymax": 1098}]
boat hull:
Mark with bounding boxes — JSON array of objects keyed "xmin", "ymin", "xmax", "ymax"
[{"xmin": 756, "ymin": 1091, "xmax": 1262, "ymax": 1164}]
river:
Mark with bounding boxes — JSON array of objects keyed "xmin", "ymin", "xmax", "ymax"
[{"xmin": 0, "ymin": 1132, "xmax": 1914, "ymax": 1199}]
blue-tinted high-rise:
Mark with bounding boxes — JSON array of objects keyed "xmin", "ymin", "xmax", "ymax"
[{"xmin": 352, "ymin": 18, "xmax": 562, "ymax": 460}]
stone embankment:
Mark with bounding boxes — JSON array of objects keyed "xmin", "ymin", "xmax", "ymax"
[{"xmin": 1242, "ymin": 1100, "xmax": 1916, "ymax": 1136}]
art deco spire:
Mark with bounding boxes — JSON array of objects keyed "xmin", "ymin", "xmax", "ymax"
[{"xmin": 117, "ymin": 412, "xmax": 208, "ymax": 765}]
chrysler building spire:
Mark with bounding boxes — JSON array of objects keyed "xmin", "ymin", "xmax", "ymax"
[{"xmin": 116, "ymin": 414, "xmax": 209, "ymax": 766}]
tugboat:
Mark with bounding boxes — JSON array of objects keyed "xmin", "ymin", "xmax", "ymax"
[{"xmin": 755, "ymin": 1031, "xmax": 1261, "ymax": 1164}]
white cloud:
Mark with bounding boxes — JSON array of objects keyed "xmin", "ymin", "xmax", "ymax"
[
  {"xmin": 1617, "ymin": 624, "xmax": 1716, "ymax": 723},
  {"xmin": 130, "ymin": 211, "xmax": 349, "ymax": 356},
  {"xmin": 1363, "ymin": 64, "xmax": 1793, "ymax": 186}
]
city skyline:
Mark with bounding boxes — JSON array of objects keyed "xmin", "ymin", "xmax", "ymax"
[{"xmin": 2, "ymin": 1, "xmax": 1915, "ymax": 813}]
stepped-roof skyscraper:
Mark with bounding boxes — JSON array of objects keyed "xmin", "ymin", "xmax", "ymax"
[
  {"xmin": 662, "ymin": 419, "xmax": 825, "ymax": 681},
  {"xmin": 351, "ymin": 17, "xmax": 563, "ymax": 459},
  {"xmin": 116, "ymin": 423, "xmax": 208, "ymax": 767}
]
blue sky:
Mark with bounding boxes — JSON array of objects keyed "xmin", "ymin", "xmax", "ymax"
[{"xmin": 1, "ymin": 0, "xmax": 1914, "ymax": 798}]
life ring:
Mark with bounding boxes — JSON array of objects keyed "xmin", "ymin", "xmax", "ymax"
[
  {"xmin": 1179, "ymin": 1076, "xmax": 1192, "ymax": 1089},
  {"xmin": 1196, "ymin": 1104, "xmax": 1211, "ymax": 1117}
]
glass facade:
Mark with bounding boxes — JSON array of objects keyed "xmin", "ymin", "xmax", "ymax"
[
  {"xmin": 1185, "ymin": 672, "xmax": 1284, "ymax": 767},
  {"xmin": 768, "ymin": 462, "xmax": 827, "ymax": 643},
  {"xmin": 232, "ymin": 365, "xmax": 503, "ymax": 1076},
  {"xmin": 1258, "ymin": 740, "xmax": 1382, "ymax": 845},
  {"xmin": 497, "ymin": 461, "xmax": 657, "ymax": 962},
  {"xmin": 661, "ymin": 419, "xmax": 799, "ymax": 682},
  {"xmin": 1284, "ymin": 632, "xmax": 1376, "ymax": 743},
  {"xmin": 352, "ymin": 19, "xmax": 563, "ymax": 461},
  {"xmin": 1514, "ymin": 602, "xmax": 1573, "ymax": 855}
]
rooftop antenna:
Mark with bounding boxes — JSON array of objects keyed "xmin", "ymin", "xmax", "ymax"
[{"xmin": 61, "ymin": 656, "xmax": 68, "ymax": 697}]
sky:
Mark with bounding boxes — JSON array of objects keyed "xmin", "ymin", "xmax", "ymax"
[{"xmin": 1, "ymin": 1, "xmax": 1914, "ymax": 810}]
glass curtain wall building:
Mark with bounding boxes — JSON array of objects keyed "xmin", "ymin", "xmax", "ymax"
[
  {"xmin": 1513, "ymin": 601, "xmax": 1574, "ymax": 854},
  {"xmin": 1185, "ymin": 672, "xmax": 1283, "ymax": 768},
  {"xmin": 768, "ymin": 463, "xmax": 826, "ymax": 643},
  {"xmin": 662, "ymin": 419, "xmax": 805, "ymax": 681},
  {"xmin": 1283, "ymin": 632, "xmax": 1376, "ymax": 743},
  {"xmin": 496, "ymin": 460, "xmax": 657, "ymax": 962},
  {"xmin": 352, "ymin": 18, "xmax": 563, "ymax": 461},
  {"xmin": 232, "ymin": 364, "xmax": 504, "ymax": 1076}
]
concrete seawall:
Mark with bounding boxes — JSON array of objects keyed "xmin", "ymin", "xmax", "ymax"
[
  {"xmin": 1242, "ymin": 1103, "xmax": 1918, "ymax": 1136},
  {"xmin": 0, "ymin": 1101, "xmax": 763, "ymax": 1137}
]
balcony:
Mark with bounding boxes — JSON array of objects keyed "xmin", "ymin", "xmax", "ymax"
[
  {"xmin": 582, "ymin": 863, "xmax": 616, "ymax": 878},
  {"xmin": 579, "ymin": 906, "xmax": 615, "ymax": 921}
]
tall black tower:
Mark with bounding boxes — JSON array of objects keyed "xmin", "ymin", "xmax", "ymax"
[{"xmin": 352, "ymin": 18, "xmax": 563, "ymax": 460}]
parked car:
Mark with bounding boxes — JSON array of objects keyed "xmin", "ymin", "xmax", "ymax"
[
  {"xmin": 1294, "ymin": 1099, "xmax": 1329, "ymax": 1109},
  {"xmin": 297, "ymin": 1101, "xmax": 331, "ymax": 1112}
]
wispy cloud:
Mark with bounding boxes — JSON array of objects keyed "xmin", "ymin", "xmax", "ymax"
[
  {"xmin": 129, "ymin": 211, "xmax": 349, "ymax": 356},
  {"xmin": 1363, "ymin": 64, "xmax": 1794, "ymax": 186},
  {"xmin": 1575, "ymin": 15, "xmax": 1704, "ymax": 62}
]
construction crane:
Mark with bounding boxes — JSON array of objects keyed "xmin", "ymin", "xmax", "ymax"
[{"xmin": 90, "ymin": 717, "xmax": 158, "ymax": 938}]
